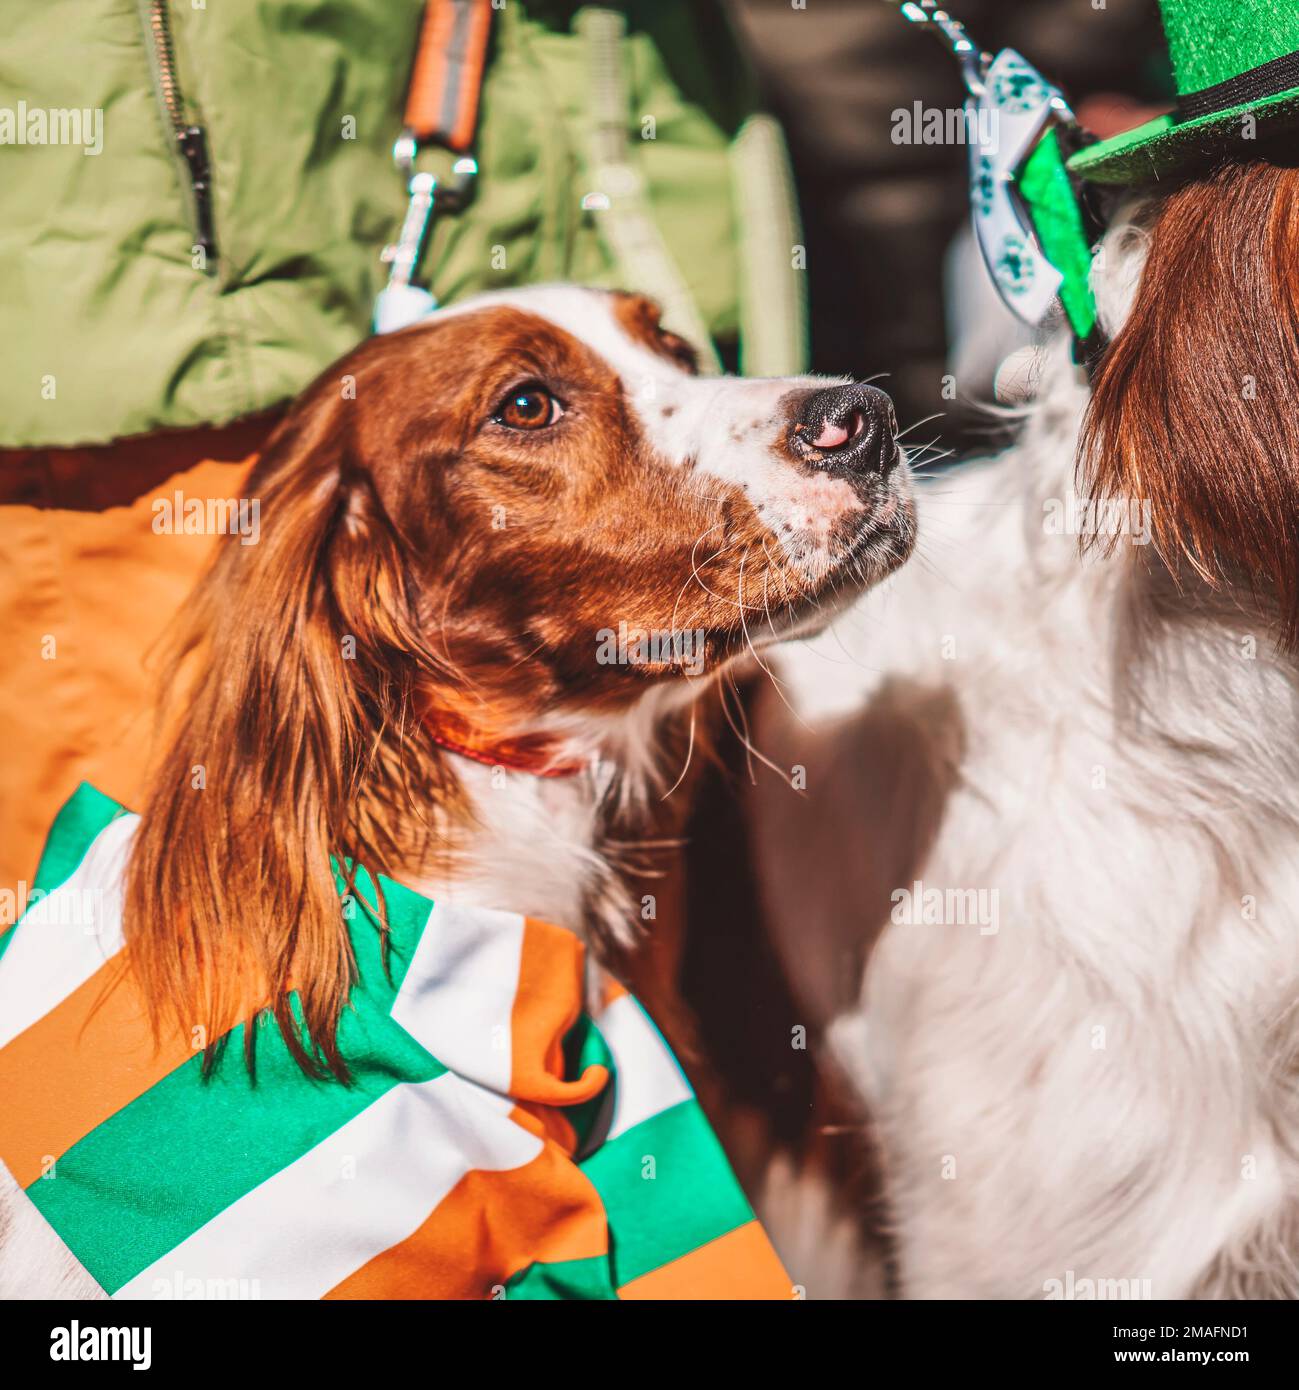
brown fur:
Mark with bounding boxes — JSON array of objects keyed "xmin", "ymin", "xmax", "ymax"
[
  {"xmin": 610, "ymin": 292, "xmax": 700, "ymax": 373},
  {"xmin": 1080, "ymin": 160, "xmax": 1299, "ymax": 643},
  {"xmin": 123, "ymin": 299, "xmax": 851, "ymax": 1080}
]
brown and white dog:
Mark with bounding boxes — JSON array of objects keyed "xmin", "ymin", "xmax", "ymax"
[
  {"xmin": 0, "ymin": 283, "xmax": 914, "ymax": 1293},
  {"xmin": 751, "ymin": 160, "xmax": 1299, "ymax": 1298}
]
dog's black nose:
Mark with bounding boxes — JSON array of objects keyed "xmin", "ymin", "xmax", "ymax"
[{"xmin": 792, "ymin": 383, "xmax": 897, "ymax": 475}]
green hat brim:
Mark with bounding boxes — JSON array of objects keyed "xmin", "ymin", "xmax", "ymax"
[{"xmin": 1066, "ymin": 85, "xmax": 1299, "ymax": 184}]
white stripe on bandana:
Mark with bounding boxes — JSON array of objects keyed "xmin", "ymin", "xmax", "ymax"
[
  {"xmin": 390, "ymin": 900, "xmax": 524, "ymax": 1094},
  {"xmin": 114, "ymin": 1071, "xmax": 537, "ymax": 1300},
  {"xmin": 0, "ymin": 813, "xmax": 137, "ymax": 1051},
  {"xmin": 597, "ymin": 993, "xmax": 692, "ymax": 1140}
]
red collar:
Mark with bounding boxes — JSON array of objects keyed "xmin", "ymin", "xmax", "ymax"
[{"xmin": 427, "ymin": 728, "xmax": 588, "ymax": 780}]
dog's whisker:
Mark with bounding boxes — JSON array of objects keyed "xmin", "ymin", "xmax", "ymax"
[
  {"xmin": 719, "ymin": 664, "xmax": 793, "ymax": 790},
  {"xmin": 895, "ymin": 411, "xmax": 946, "ymax": 443},
  {"xmin": 738, "ymin": 551, "xmax": 806, "ymax": 725},
  {"xmin": 669, "ymin": 524, "xmax": 733, "ymax": 642},
  {"xmin": 684, "ymin": 531, "xmax": 768, "ymax": 615},
  {"xmin": 660, "ymin": 702, "xmax": 697, "ymax": 801}
]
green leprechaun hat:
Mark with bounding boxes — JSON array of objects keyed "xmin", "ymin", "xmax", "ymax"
[{"xmin": 1068, "ymin": 0, "xmax": 1299, "ymax": 184}]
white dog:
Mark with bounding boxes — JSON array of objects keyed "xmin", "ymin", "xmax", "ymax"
[{"xmin": 752, "ymin": 161, "xmax": 1299, "ymax": 1299}]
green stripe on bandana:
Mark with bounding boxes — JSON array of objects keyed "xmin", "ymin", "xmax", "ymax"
[
  {"xmin": 0, "ymin": 783, "xmax": 125, "ymax": 967},
  {"xmin": 1, "ymin": 786, "xmax": 791, "ymax": 1300},
  {"xmin": 28, "ymin": 1006, "xmax": 445, "ymax": 1292},
  {"xmin": 26, "ymin": 865, "xmax": 444, "ymax": 1294},
  {"xmin": 580, "ymin": 1096, "xmax": 756, "ymax": 1287},
  {"xmin": 31, "ymin": 783, "xmax": 126, "ymax": 897},
  {"xmin": 504, "ymin": 1254, "xmax": 620, "ymax": 1301}
]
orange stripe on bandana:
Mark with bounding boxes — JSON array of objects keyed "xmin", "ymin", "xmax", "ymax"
[
  {"xmin": 323, "ymin": 1129, "xmax": 610, "ymax": 1299},
  {"xmin": 599, "ymin": 975, "xmax": 629, "ymax": 1011},
  {"xmin": 510, "ymin": 918, "xmax": 607, "ymax": 1108},
  {"xmin": 0, "ymin": 956, "xmax": 193, "ymax": 1187},
  {"xmin": 618, "ymin": 1220, "xmax": 793, "ymax": 1301},
  {"xmin": 4, "ymin": 785, "xmax": 790, "ymax": 1301},
  {"xmin": 325, "ymin": 921, "xmax": 616, "ymax": 1299}
]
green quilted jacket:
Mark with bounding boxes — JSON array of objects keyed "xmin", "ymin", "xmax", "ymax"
[{"xmin": 0, "ymin": 0, "xmax": 805, "ymax": 449}]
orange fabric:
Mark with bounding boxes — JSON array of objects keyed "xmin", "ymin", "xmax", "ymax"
[
  {"xmin": 600, "ymin": 976, "xmax": 630, "ymax": 1010},
  {"xmin": 323, "ymin": 1123, "xmax": 609, "ymax": 1299},
  {"xmin": 513, "ymin": 1094, "xmax": 579, "ymax": 1155},
  {"xmin": 509, "ymin": 918, "xmax": 608, "ymax": 1108},
  {"xmin": 617, "ymin": 1219, "xmax": 793, "ymax": 1301},
  {"xmin": 0, "ymin": 420, "xmax": 274, "ymax": 902},
  {"xmin": 0, "ymin": 955, "xmax": 196, "ymax": 1188},
  {"xmin": 327, "ymin": 920, "xmax": 614, "ymax": 1299}
]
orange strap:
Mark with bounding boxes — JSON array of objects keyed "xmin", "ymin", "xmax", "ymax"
[{"xmin": 403, "ymin": 0, "xmax": 494, "ymax": 152}]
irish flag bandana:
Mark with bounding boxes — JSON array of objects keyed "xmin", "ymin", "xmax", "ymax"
[{"xmin": 0, "ymin": 784, "xmax": 791, "ymax": 1300}]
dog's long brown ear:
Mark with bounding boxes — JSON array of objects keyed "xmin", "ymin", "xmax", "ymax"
[
  {"xmin": 124, "ymin": 384, "xmax": 456, "ymax": 1080},
  {"xmin": 1080, "ymin": 160, "xmax": 1299, "ymax": 644}
]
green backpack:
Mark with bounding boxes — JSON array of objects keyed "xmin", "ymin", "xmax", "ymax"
[{"xmin": 2, "ymin": 1, "xmax": 805, "ymax": 449}]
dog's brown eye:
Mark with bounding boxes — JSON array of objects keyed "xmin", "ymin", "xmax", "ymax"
[{"xmin": 493, "ymin": 384, "xmax": 564, "ymax": 430}]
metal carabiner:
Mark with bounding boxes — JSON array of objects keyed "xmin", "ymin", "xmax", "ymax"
[
  {"xmin": 898, "ymin": 1, "xmax": 993, "ymax": 98},
  {"xmin": 373, "ymin": 132, "xmax": 481, "ymax": 334}
]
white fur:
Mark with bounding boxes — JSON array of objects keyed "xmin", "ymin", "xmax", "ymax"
[
  {"xmin": 428, "ymin": 285, "xmax": 874, "ymax": 577},
  {"xmin": 0, "ymin": 729, "xmax": 657, "ymax": 1300},
  {"xmin": 753, "ymin": 214, "xmax": 1299, "ymax": 1299},
  {"xmin": 403, "ymin": 751, "xmax": 630, "ymax": 946},
  {"xmin": 0, "ymin": 287, "xmax": 868, "ymax": 1298}
]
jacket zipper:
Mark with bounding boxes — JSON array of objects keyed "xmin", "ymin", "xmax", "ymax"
[{"xmin": 147, "ymin": 0, "xmax": 217, "ymax": 268}]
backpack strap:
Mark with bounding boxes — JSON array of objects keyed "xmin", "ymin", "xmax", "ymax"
[
  {"xmin": 729, "ymin": 115, "xmax": 809, "ymax": 377},
  {"xmin": 375, "ymin": 1, "xmax": 492, "ymax": 332},
  {"xmin": 577, "ymin": 7, "xmax": 722, "ymax": 373}
]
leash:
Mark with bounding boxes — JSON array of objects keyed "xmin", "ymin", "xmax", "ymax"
[
  {"xmin": 374, "ymin": 0, "xmax": 493, "ymax": 333},
  {"xmin": 376, "ymin": 4, "xmax": 586, "ymax": 781},
  {"xmin": 895, "ymin": 2, "xmax": 1112, "ymax": 374}
]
